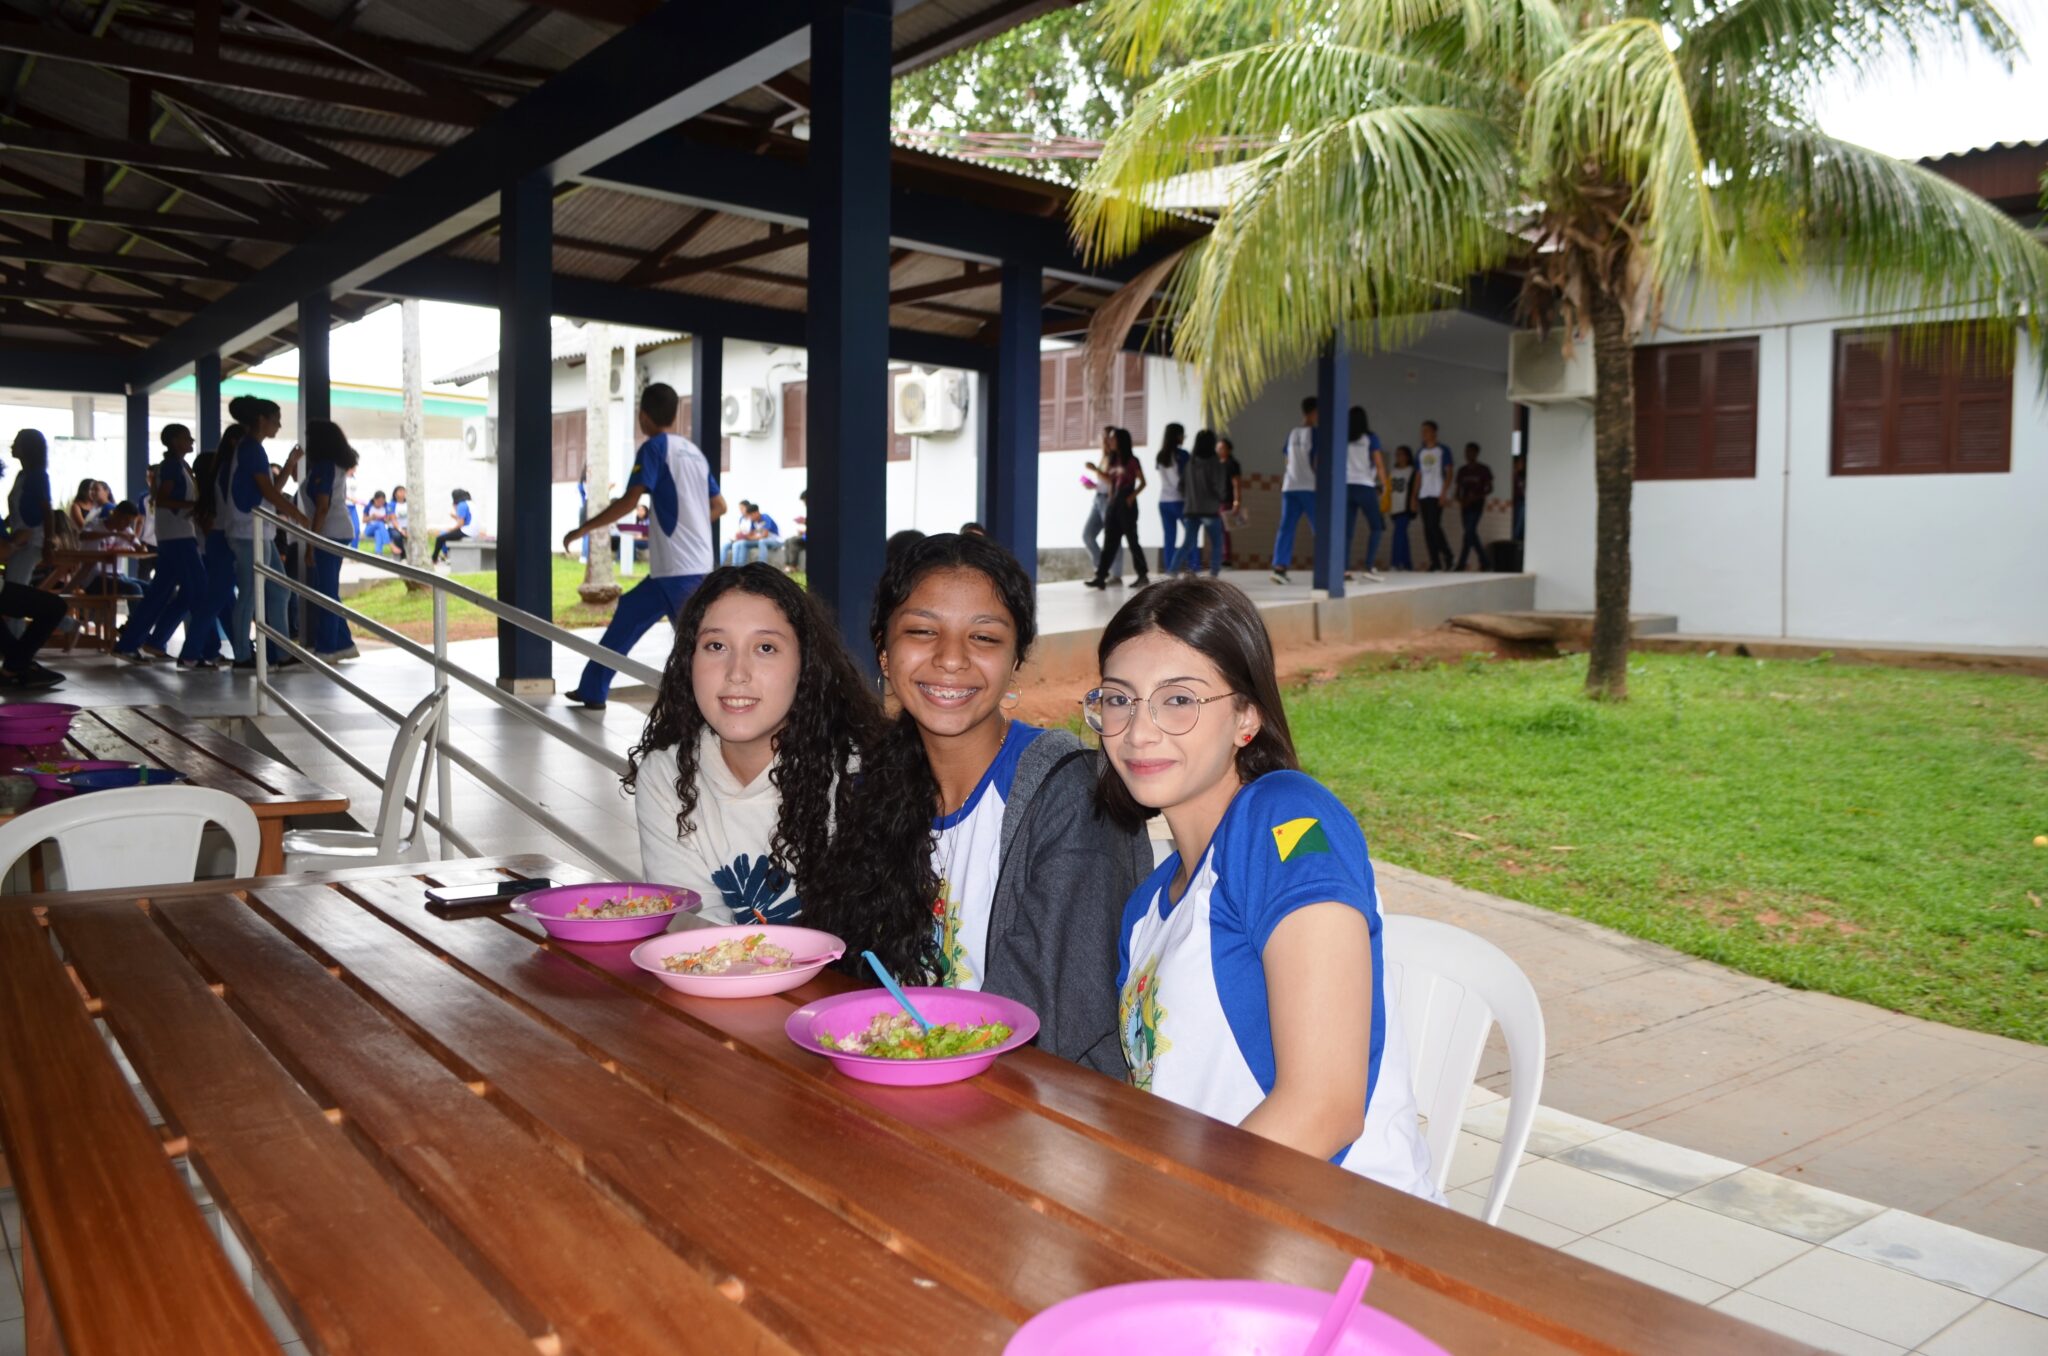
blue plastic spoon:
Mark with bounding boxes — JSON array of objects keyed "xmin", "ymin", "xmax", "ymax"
[{"xmin": 862, "ymin": 949, "xmax": 932, "ymax": 1031}]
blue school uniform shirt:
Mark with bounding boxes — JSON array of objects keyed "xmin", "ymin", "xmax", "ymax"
[
  {"xmin": 454, "ymin": 500, "xmax": 472, "ymax": 528},
  {"xmin": 1116, "ymin": 771, "xmax": 1439, "ymax": 1199},
  {"xmin": 931, "ymin": 721, "xmax": 1044, "ymax": 990},
  {"xmin": 753, "ymin": 513, "xmax": 779, "ymax": 537},
  {"xmin": 627, "ymin": 433, "xmax": 717, "ymax": 578}
]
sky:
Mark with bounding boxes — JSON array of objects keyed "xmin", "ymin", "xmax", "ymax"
[{"xmin": 255, "ymin": 6, "xmax": 2048, "ymax": 392}]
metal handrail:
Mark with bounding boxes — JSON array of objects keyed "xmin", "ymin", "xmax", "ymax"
[{"xmin": 249, "ymin": 506, "xmax": 645, "ymax": 878}]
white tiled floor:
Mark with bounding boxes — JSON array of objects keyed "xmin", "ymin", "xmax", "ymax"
[{"xmin": 1454, "ymin": 1095, "xmax": 2048, "ymax": 1354}]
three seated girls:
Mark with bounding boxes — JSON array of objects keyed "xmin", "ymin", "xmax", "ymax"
[{"xmin": 626, "ymin": 533, "xmax": 1438, "ymax": 1200}]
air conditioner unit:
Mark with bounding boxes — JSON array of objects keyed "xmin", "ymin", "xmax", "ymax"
[
  {"xmin": 893, "ymin": 368, "xmax": 968, "ymax": 435},
  {"xmin": 1508, "ymin": 330, "xmax": 1595, "ymax": 404},
  {"xmin": 721, "ymin": 387, "xmax": 774, "ymax": 437},
  {"xmin": 462, "ymin": 417, "xmax": 496, "ymax": 460}
]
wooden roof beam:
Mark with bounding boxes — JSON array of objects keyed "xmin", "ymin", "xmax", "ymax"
[
  {"xmin": 889, "ymin": 263, "xmax": 997, "ymax": 305},
  {"xmin": 0, "ymin": 277, "xmax": 202, "ymax": 312},
  {"xmin": 0, "ymin": 124, "xmax": 386, "ymax": 194},
  {"xmin": 0, "ymin": 188, "xmax": 294, "ymax": 243},
  {"xmin": 230, "ymin": 0, "xmax": 501, "ymax": 123},
  {"xmin": 0, "ymin": 235, "xmax": 224, "ymax": 281},
  {"xmin": 650, "ymin": 226, "xmax": 809, "ymax": 283}
]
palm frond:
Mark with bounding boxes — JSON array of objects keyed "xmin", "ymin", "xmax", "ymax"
[
  {"xmin": 1069, "ymin": 42, "xmax": 1502, "ymax": 264},
  {"xmin": 1670, "ymin": 0, "xmax": 2020, "ymax": 107},
  {"xmin": 1524, "ymin": 19, "xmax": 1724, "ymax": 311},
  {"xmin": 1164, "ymin": 105, "xmax": 1517, "ymax": 418},
  {"xmin": 1091, "ymin": 0, "xmax": 1330, "ymax": 74},
  {"xmin": 1731, "ymin": 126, "xmax": 2048, "ymax": 366}
]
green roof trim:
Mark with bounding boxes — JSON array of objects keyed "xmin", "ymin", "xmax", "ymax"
[{"xmin": 163, "ymin": 374, "xmax": 483, "ymax": 420}]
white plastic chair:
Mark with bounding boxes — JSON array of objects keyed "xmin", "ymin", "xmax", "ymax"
[
  {"xmin": 283, "ymin": 690, "xmax": 446, "ymax": 871},
  {"xmin": 0, "ymin": 785, "xmax": 260, "ymax": 890},
  {"xmin": 1380, "ymin": 913, "xmax": 1545, "ymax": 1225}
]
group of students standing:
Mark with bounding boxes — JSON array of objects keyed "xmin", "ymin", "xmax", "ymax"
[
  {"xmin": 1269, "ymin": 397, "xmax": 1497, "ymax": 582},
  {"xmin": 621, "ymin": 529, "xmax": 1441, "ymax": 1200},
  {"xmin": 1081, "ymin": 423, "xmax": 1245, "ymax": 589}
]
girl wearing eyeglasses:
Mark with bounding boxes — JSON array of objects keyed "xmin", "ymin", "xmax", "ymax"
[
  {"xmin": 1085, "ymin": 577, "xmax": 1439, "ymax": 1197},
  {"xmin": 805, "ymin": 532, "xmax": 1152, "ymax": 1075}
]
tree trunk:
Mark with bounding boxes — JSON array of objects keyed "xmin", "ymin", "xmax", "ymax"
[
  {"xmin": 399, "ymin": 298, "xmax": 431, "ymax": 593},
  {"xmin": 578, "ymin": 323, "xmax": 620, "ymax": 605},
  {"xmin": 1585, "ymin": 289, "xmax": 1635, "ymax": 701}
]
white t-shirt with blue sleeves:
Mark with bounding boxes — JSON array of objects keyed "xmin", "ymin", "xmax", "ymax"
[
  {"xmin": 1117, "ymin": 771, "xmax": 1439, "ymax": 1200},
  {"xmin": 931, "ymin": 721, "xmax": 1044, "ymax": 991},
  {"xmin": 628, "ymin": 432, "xmax": 717, "ymax": 579},
  {"xmin": 154, "ymin": 458, "xmax": 196, "ymax": 542}
]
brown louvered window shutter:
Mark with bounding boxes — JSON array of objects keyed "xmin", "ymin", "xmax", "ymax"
[
  {"xmin": 1119, "ymin": 353, "xmax": 1147, "ymax": 434},
  {"xmin": 1832, "ymin": 323, "xmax": 2009, "ymax": 475},
  {"xmin": 1059, "ymin": 350, "xmax": 1090, "ymax": 450},
  {"xmin": 1632, "ymin": 338, "xmax": 1757, "ymax": 480},
  {"xmin": 549, "ymin": 410, "xmax": 585, "ymax": 484},
  {"xmin": 1038, "ymin": 354, "xmax": 1059, "ymax": 452},
  {"xmin": 781, "ymin": 382, "xmax": 806, "ymax": 468}
]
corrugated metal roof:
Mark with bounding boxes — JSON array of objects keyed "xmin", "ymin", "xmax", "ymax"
[{"xmin": 1918, "ymin": 138, "xmax": 2048, "ymax": 164}]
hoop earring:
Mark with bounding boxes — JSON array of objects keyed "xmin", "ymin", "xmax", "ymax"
[{"xmin": 1001, "ymin": 690, "xmax": 1022, "ymax": 711}]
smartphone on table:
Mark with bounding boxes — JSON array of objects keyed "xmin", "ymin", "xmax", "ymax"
[{"xmin": 423, "ymin": 877, "xmax": 552, "ymax": 919}]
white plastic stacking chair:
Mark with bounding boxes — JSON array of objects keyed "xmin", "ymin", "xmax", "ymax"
[
  {"xmin": 283, "ymin": 690, "xmax": 446, "ymax": 872},
  {"xmin": 0, "ymin": 785, "xmax": 260, "ymax": 890},
  {"xmin": 1381, "ymin": 913, "xmax": 1545, "ymax": 1224}
]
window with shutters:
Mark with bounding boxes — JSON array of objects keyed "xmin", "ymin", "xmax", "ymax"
[
  {"xmin": 676, "ymin": 396, "xmax": 731, "ymax": 473},
  {"xmin": 1631, "ymin": 339, "xmax": 1759, "ymax": 480},
  {"xmin": 1832, "ymin": 323, "xmax": 2012, "ymax": 475},
  {"xmin": 782, "ymin": 381, "xmax": 806, "ymax": 468},
  {"xmin": 549, "ymin": 410, "xmax": 585, "ymax": 484},
  {"xmin": 1037, "ymin": 349, "xmax": 1148, "ymax": 452}
]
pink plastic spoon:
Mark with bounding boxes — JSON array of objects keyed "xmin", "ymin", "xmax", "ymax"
[{"xmin": 1300, "ymin": 1259, "xmax": 1374, "ymax": 1356}]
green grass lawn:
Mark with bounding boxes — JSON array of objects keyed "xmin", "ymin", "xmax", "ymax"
[
  {"xmin": 347, "ymin": 557, "xmax": 621, "ymax": 641},
  {"xmin": 1287, "ymin": 653, "xmax": 2048, "ymax": 1044}
]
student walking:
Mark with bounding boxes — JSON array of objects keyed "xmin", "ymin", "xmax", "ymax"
[
  {"xmin": 1153, "ymin": 423, "xmax": 1188, "ymax": 576},
  {"xmin": 1415, "ymin": 423, "xmax": 1455, "ymax": 571},
  {"xmin": 115, "ymin": 424, "xmax": 206, "ymax": 664},
  {"xmin": 1217, "ymin": 436, "xmax": 1243, "ymax": 567},
  {"xmin": 1085, "ymin": 428, "xmax": 1148, "ymax": 590},
  {"xmin": 1179, "ymin": 429, "xmax": 1228, "ymax": 577},
  {"xmin": 1268, "ymin": 396, "xmax": 1318, "ymax": 585},
  {"xmin": 183, "ymin": 397, "xmax": 305, "ymax": 670},
  {"xmin": 173, "ymin": 437, "xmax": 233, "ymax": 669},
  {"xmin": 1386, "ymin": 447, "xmax": 1417, "ymax": 572},
  {"xmin": 1342, "ymin": 405, "xmax": 1386, "ymax": 583},
  {"xmin": 1081, "ymin": 427, "xmax": 1115, "ymax": 576},
  {"xmin": 562, "ymin": 382, "xmax": 723, "ymax": 709},
  {"xmin": 1453, "ymin": 442, "xmax": 1495, "ymax": 572}
]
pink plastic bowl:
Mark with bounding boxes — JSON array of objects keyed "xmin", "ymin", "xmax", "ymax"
[
  {"xmin": 786, "ymin": 987, "xmax": 1039, "ymax": 1086},
  {"xmin": 630, "ymin": 925, "xmax": 845, "ymax": 998},
  {"xmin": 513, "ymin": 881, "xmax": 700, "ymax": 943},
  {"xmin": 1004, "ymin": 1279, "xmax": 1451, "ymax": 1356},
  {"xmin": 8, "ymin": 759, "xmax": 133, "ymax": 792},
  {"xmin": 0, "ymin": 702, "xmax": 80, "ymax": 747}
]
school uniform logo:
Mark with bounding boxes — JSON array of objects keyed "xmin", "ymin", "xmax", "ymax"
[
  {"xmin": 1272, "ymin": 816, "xmax": 1331, "ymax": 862},
  {"xmin": 932, "ymin": 882, "xmax": 976, "ymax": 988},
  {"xmin": 1119, "ymin": 955, "xmax": 1170, "ymax": 1091}
]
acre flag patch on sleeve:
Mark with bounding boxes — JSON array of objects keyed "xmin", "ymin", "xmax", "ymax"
[{"xmin": 1272, "ymin": 816, "xmax": 1331, "ymax": 862}]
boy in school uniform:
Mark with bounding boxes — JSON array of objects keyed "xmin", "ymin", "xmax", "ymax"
[
  {"xmin": 1414, "ymin": 422, "xmax": 1455, "ymax": 572},
  {"xmin": 561, "ymin": 383, "xmax": 726, "ymax": 709}
]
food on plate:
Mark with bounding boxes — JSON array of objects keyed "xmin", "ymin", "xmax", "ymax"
[
  {"xmin": 820, "ymin": 1012, "xmax": 1013, "ymax": 1060},
  {"xmin": 560, "ymin": 892, "xmax": 675, "ymax": 920},
  {"xmin": 661, "ymin": 933, "xmax": 795, "ymax": 975}
]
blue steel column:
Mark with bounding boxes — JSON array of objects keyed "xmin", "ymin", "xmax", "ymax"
[
  {"xmin": 1313, "ymin": 336, "xmax": 1348, "ymax": 598},
  {"xmin": 195, "ymin": 352, "xmax": 222, "ymax": 455},
  {"xmin": 297, "ymin": 293, "xmax": 331, "ymax": 443},
  {"xmin": 691, "ymin": 332, "xmax": 723, "ymax": 560},
  {"xmin": 807, "ymin": 0, "xmax": 892, "ymax": 664},
  {"xmin": 496, "ymin": 173, "xmax": 555, "ymax": 691},
  {"xmin": 124, "ymin": 387, "xmax": 149, "ymax": 505},
  {"xmin": 984, "ymin": 259, "xmax": 1040, "ymax": 577}
]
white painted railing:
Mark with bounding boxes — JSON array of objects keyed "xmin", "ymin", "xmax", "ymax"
[{"xmin": 251, "ymin": 508, "xmax": 659, "ymax": 879}]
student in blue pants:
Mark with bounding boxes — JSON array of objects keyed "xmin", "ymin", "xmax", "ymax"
[
  {"xmin": 560, "ymin": 382, "xmax": 725, "ymax": 709},
  {"xmin": 115, "ymin": 425, "xmax": 206, "ymax": 664}
]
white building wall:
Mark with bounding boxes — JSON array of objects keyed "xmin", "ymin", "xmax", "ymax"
[{"xmin": 1527, "ymin": 281, "xmax": 2048, "ymax": 646}]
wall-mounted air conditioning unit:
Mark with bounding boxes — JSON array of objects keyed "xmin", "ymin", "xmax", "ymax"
[
  {"xmin": 1508, "ymin": 330, "xmax": 1595, "ymax": 404},
  {"xmin": 462, "ymin": 417, "xmax": 496, "ymax": 460},
  {"xmin": 721, "ymin": 387, "xmax": 774, "ymax": 436},
  {"xmin": 893, "ymin": 368, "xmax": 968, "ymax": 435}
]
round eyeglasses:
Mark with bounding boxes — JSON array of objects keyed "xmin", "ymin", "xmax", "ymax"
[{"xmin": 1081, "ymin": 684, "xmax": 1238, "ymax": 737}]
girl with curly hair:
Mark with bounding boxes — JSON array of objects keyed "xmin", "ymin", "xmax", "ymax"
[
  {"xmin": 804, "ymin": 533, "xmax": 1152, "ymax": 1075},
  {"xmin": 625, "ymin": 563, "xmax": 880, "ymax": 927}
]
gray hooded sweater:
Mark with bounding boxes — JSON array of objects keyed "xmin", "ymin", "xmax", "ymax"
[{"xmin": 981, "ymin": 727, "xmax": 1155, "ymax": 1078}]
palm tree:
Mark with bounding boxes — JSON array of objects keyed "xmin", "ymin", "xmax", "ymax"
[{"xmin": 1073, "ymin": 0, "xmax": 2048, "ymax": 699}]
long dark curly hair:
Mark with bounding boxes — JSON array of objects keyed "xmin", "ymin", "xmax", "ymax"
[
  {"xmin": 804, "ymin": 533, "xmax": 1038, "ymax": 983},
  {"xmin": 623, "ymin": 564, "xmax": 881, "ymax": 899}
]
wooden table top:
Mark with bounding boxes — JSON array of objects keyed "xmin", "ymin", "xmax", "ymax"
[
  {"xmin": 0, "ymin": 704, "xmax": 347, "ymax": 821},
  {"xmin": 0, "ymin": 857, "xmax": 1820, "ymax": 1356}
]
